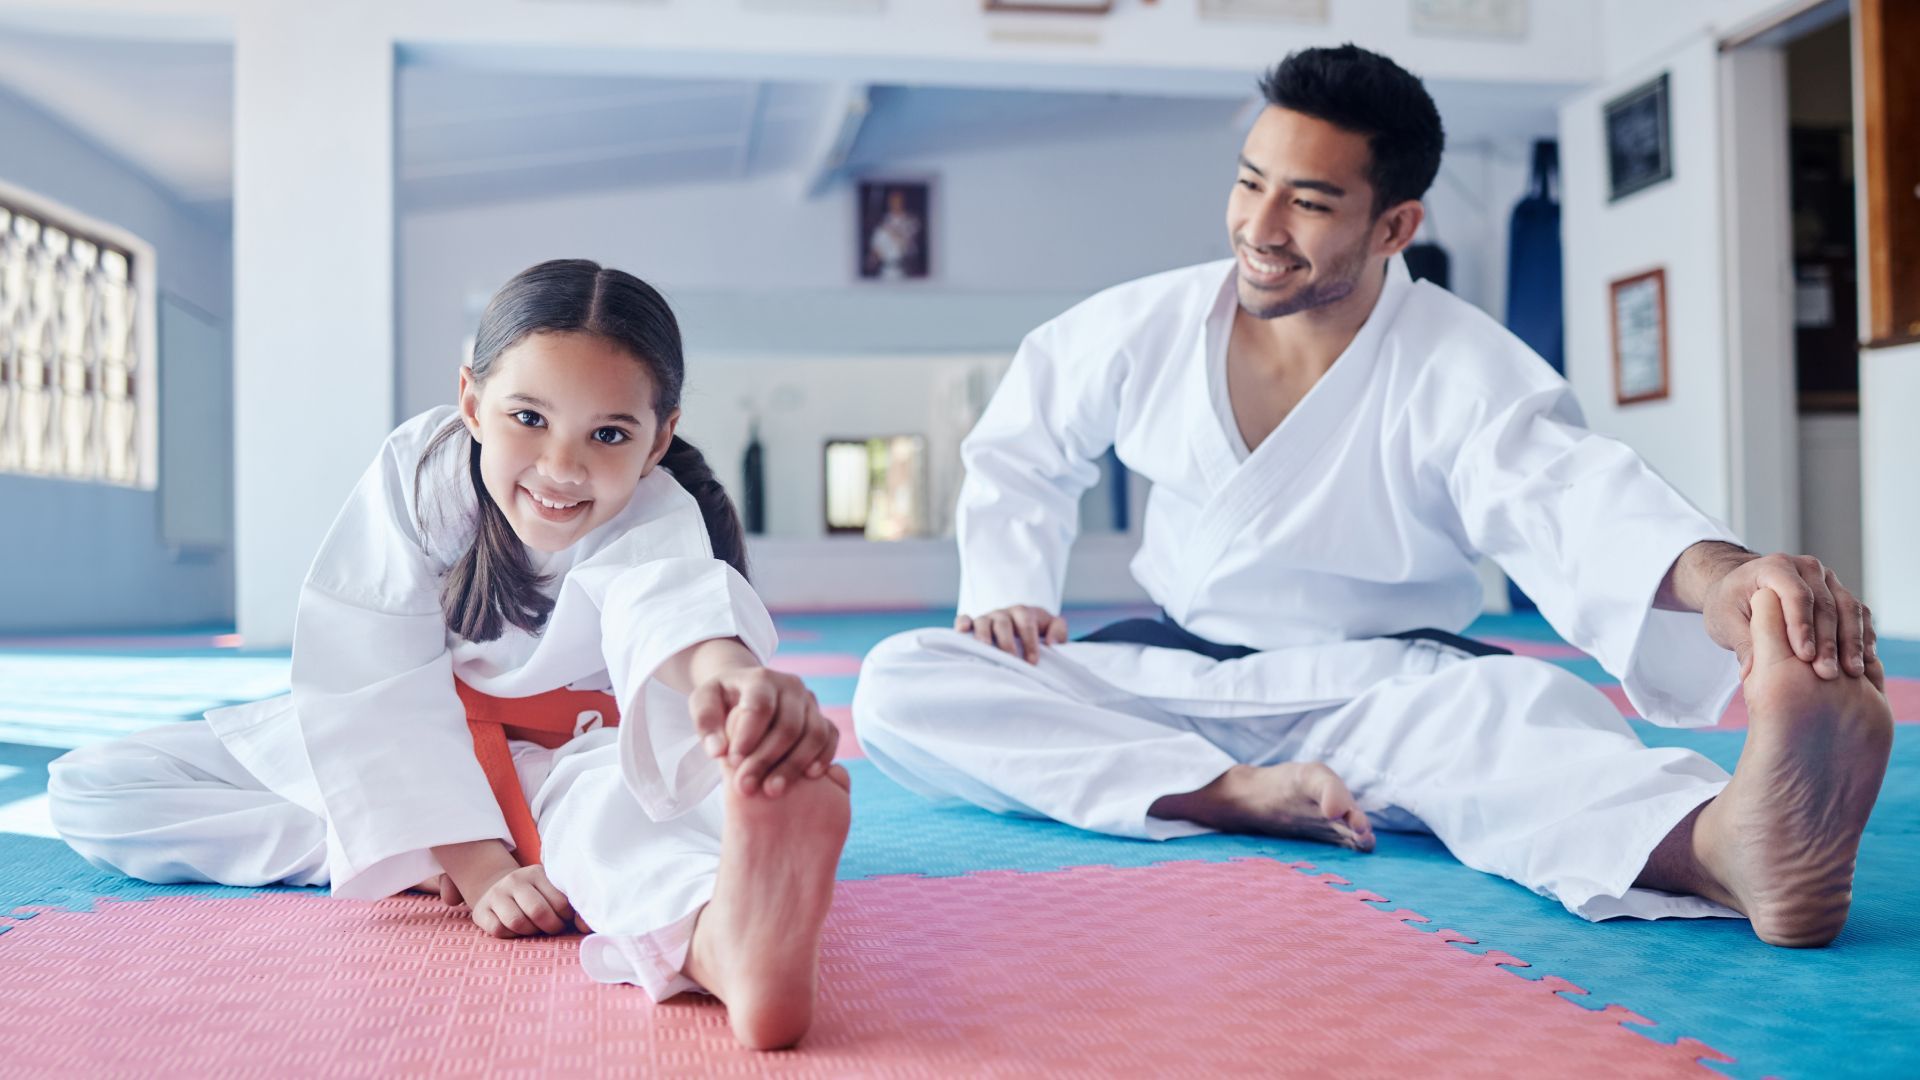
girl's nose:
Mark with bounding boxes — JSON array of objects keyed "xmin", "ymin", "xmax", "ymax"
[{"xmin": 539, "ymin": 444, "xmax": 588, "ymax": 485}]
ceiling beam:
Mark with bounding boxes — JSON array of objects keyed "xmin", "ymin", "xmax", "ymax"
[{"xmin": 795, "ymin": 81, "xmax": 868, "ymax": 201}]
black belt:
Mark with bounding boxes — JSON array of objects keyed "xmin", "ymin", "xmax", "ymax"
[{"xmin": 1077, "ymin": 611, "xmax": 1512, "ymax": 662}]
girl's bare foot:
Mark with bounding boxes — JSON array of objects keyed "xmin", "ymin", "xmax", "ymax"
[
  {"xmin": 1150, "ymin": 762, "xmax": 1376, "ymax": 851},
  {"xmin": 1691, "ymin": 589, "xmax": 1892, "ymax": 946},
  {"xmin": 684, "ymin": 764, "xmax": 852, "ymax": 1050}
]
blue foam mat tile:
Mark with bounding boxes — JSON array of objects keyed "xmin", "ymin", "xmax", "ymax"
[{"xmin": 0, "ymin": 832, "xmax": 313, "ymax": 926}]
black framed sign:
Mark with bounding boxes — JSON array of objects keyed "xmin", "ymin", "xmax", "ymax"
[{"xmin": 1604, "ymin": 73, "xmax": 1672, "ymax": 202}]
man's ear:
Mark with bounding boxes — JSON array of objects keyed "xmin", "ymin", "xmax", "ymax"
[
  {"xmin": 645, "ymin": 408, "xmax": 681, "ymax": 475},
  {"xmin": 457, "ymin": 366, "xmax": 483, "ymax": 442},
  {"xmin": 1374, "ymin": 200, "xmax": 1425, "ymax": 258}
]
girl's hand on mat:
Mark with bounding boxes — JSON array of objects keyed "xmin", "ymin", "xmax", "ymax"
[
  {"xmin": 956, "ymin": 605, "xmax": 1068, "ymax": 664},
  {"xmin": 691, "ymin": 667, "xmax": 839, "ymax": 798},
  {"xmin": 469, "ymin": 863, "xmax": 578, "ymax": 939}
]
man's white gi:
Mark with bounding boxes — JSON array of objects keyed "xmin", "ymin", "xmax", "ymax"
[
  {"xmin": 854, "ymin": 256, "xmax": 1745, "ymax": 921},
  {"xmin": 49, "ymin": 406, "xmax": 773, "ymax": 999}
]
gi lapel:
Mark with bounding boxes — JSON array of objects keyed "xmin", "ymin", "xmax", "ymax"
[
  {"xmin": 1171, "ymin": 257, "xmax": 1417, "ymax": 613},
  {"xmin": 1187, "ymin": 265, "xmax": 1245, "ymax": 493}
]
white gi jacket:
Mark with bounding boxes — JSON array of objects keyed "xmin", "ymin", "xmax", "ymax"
[
  {"xmin": 956, "ymin": 257, "xmax": 1740, "ymax": 727},
  {"xmin": 205, "ymin": 407, "xmax": 774, "ymax": 902}
]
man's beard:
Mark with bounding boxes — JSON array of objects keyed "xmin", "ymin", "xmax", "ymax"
[{"xmin": 1236, "ymin": 241, "xmax": 1369, "ymax": 320}]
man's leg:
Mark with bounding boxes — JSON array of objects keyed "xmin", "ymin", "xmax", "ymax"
[
  {"xmin": 1635, "ymin": 589, "xmax": 1892, "ymax": 946},
  {"xmin": 855, "ymin": 628, "xmax": 1248, "ymax": 840},
  {"xmin": 1248, "ymin": 651, "xmax": 1741, "ymax": 922}
]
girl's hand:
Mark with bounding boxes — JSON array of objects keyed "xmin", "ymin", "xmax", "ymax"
[
  {"xmin": 690, "ymin": 666, "xmax": 838, "ymax": 798},
  {"xmin": 469, "ymin": 863, "xmax": 577, "ymax": 938}
]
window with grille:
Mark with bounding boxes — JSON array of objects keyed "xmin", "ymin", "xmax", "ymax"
[{"xmin": 0, "ymin": 185, "xmax": 156, "ymax": 489}]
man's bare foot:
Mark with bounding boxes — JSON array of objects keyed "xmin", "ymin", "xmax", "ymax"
[
  {"xmin": 683, "ymin": 764, "xmax": 851, "ymax": 1050},
  {"xmin": 1691, "ymin": 589, "xmax": 1892, "ymax": 946},
  {"xmin": 1149, "ymin": 762, "xmax": 1376, "ymax": 851}
]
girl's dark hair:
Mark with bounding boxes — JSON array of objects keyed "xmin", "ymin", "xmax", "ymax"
[
  {"xmin": 417, "ymin": 258, "xmax": 747, "ymax": 643},
  {"xmin": 1258, "ymin": 44, "xmax": 1445, "ymax": 217}
]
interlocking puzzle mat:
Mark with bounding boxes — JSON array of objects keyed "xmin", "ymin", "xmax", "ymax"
[{"xmin": 0, "ymin": 609, "xmax": 1913, "ymax": 1078}]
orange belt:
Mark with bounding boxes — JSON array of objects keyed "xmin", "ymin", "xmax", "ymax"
[{"xmin": 456, "ymin": 681, "xmax": 621, "ymax": 867}]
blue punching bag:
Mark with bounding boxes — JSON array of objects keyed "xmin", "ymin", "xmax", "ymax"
[{"xmin": 1505, "ymin": 140, "xmax": 1563, "ymax": 612}]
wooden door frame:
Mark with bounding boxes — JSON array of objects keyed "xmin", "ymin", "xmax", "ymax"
[{"xmin": 1856, "ymin": 0, "xmax": 1920, "ymax": 347}]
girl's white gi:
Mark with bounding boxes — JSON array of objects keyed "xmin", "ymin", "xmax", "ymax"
[
  {"xmin": 855, "ymin": 256, "xmax": 1745, "ymax": 921},
  {"xmin": 49, "ymin": 406, "xmax": 774, "ymax": 999}
]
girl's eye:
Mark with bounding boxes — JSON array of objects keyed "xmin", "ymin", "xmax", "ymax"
[
  {"xmin": 513, "ymin": 410, "xmax": 545, "ymax": 428},
  {"xmin": 593, "ymin": 428, "xmax": 631, "ymax": 445}
]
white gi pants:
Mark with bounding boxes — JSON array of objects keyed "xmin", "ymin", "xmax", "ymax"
[
  {"xmin": 46, "ymin": 722, "xmax": 718, "ymax": 1000},
  {"xmin": 853, "ymin": 629, "xmax": 1738, "ymax": 921}
]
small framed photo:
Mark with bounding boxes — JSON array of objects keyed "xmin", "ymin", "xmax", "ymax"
[
  {"xmin": 1610, "ymin": 267, "xmax": 1670, "ymax": 406},
  {"xmin": 858, "ymin": 178, "xmax": 930, "ymax": 281},
  {"xmin": 1605, "ymin": 73, "xmax": 1672, "ymax": 202},
  {"xmin": 1410, "ymin": 0, "xmax": 1526, "ymax": 38},
  {"xmin": 983, "ymin": 0, "xmax": 1112, "ymax": 11},
  {"xmin": 1197, "ymin": 0, "xmax": 1328, "ymax": 22}
]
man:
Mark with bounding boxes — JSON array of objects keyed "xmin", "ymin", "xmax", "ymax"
[{"xmin": 853, "ymin": 45, "xmax": 1891, "ymax": 947}]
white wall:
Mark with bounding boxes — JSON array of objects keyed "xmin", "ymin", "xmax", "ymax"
[
  {"xmin": 1559, "ymin": 34, "xmax": 1733, "ymax": 526},
  {"xmin": 0, "ymin": 83, "xmax": 233, "ymax": 634},
  {"xmin": 1860, "ymin": 343, "xmax": 1920, "ymax": 637},
  {"xmin": 231, "ymin": 5, "xmax": 395, "ymax": 647},
  {"xmin": 1601, "ymin": 0, "xmax": 1812, "ymax": 76},
  {"xmin": 401, "ymin": 116, "xmax": 1535, "ymax": 415}
]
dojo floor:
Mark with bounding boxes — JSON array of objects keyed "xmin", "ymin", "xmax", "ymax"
[{"xmin": 1, "ymin": 609, "xmax": 1915, "ymax": 1078}]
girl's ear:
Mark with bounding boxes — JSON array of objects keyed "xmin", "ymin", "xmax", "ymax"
[
  {"xmin": 644, "ymin": 408, "xmax": 681, "ymax": 475},
  {"xmin": 457, "ymin": 366, "xmax": 483, "ymax": 442}
]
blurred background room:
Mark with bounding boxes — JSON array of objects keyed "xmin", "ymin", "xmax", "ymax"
[{"xmin": 0, "ymin": 0, "xmax": 1911, "ymax": 640}]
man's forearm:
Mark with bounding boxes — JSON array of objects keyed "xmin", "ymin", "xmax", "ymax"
[{"xmin": 1655, "ymin": 540, "xmax": 1756, "ymax": 613}]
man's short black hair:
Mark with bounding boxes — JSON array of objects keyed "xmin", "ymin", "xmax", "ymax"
[{"xmin": 1258, "ymin": 44, "xmax": 1445, "ymax": 217}]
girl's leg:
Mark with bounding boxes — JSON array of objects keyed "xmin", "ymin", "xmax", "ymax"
[
  {"xmin": 46, "ymin": 721, "xmax": 328, "ymax": 887},
  {"xmin": 530, "ymin": 732, "xmax": 850, "ymax": 1050}
]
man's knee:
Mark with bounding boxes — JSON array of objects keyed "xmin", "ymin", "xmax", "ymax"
[
  {"xmin": 1435, "ymin": 654, "xmax": 1634, "ymax": 736},
  {"xmin": 854, "ymin": 628, "xmax": 962, "ymax": 745}
]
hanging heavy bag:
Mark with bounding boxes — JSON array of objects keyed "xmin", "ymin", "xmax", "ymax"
[{"xmin": 1505, "ymin": 139, "xmax": 1564, "ymax": 612}]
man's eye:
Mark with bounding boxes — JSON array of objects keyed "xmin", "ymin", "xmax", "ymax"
[{"xmin": 1296, "ymin": 200, "xmax": 1327, "ymax": 212}]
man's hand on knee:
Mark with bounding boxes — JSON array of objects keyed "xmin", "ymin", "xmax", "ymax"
[
  {"xmin": 1670, "ymin": 543, "xmax": 1876, "ymax": 681},
  {"xmin": 955, "ymin": 605, "xmax": 1069, "ymax": 664}
]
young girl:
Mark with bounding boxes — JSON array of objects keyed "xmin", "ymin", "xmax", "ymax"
[{"xmin": 48, "ymin": 259, "xmax": 851, "ymax": 1051}]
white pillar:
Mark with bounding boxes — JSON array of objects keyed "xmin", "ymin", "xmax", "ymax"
[
  {"xmin": 1860, "ymin": 342, "xmax": 1920, "ymax": 638},
  {"xmin": 232, "ymin": 6, "xmax": 394, "ymax": 646}
]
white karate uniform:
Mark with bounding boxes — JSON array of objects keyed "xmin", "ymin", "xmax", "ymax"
[
  {"xmin": 49, "ymin": 406, "xmax": 774, "ymax": 999},
  {"xmin": 854, "ymin": 256, "xmax": 1744, "ymax": 921}
]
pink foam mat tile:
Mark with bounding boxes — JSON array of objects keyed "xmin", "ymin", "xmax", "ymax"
[
  {"xmin": 1480, "ymin": 637, "xmax": 1590, "ymax": 660},
  {"xmin": 823, "ymin": 705, "xmax": 864, "ymax": 761},
  {"xmin": 0, "ymin": 859, "xmax": 1731, "ymax": 1077},
  {"xmin": 768, "ymin": 654, "xmax": 865, "ymax": 678}
]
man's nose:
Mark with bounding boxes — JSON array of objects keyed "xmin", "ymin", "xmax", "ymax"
[{"xmin": 1243, "ymin": 198, "xmax": 1294, "ymax": 251}]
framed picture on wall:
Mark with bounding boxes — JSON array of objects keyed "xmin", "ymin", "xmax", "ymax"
[
  {"xmin": 857, "ymin": 178, "xmax": 931, "ymax": 281},
  {"xmin": 983, "ymin": 0, "xmax": 1112, "ymax": 12},
  {"xmin": 1604, "ymin": 73, "xmax": 1672, "ymax": 202},
  {"xmin": 1610, "ymin": 267, "xmax": 1670, "ymax": 406}
]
